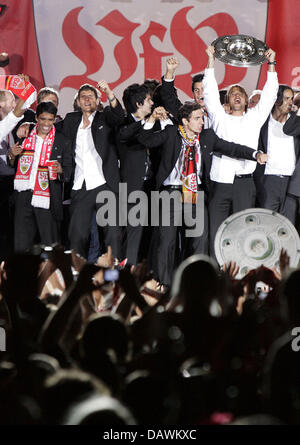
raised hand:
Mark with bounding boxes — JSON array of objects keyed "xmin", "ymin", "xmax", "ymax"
[
  {"xmin": 165, "ymin": 56, "xmax": 180, "ymax": 80},
  {"xmin": 96, "ymin": 245, "xmax": 115, "ymax": 268},
  {"xmin": 265, "ymin": 48, "xmax": 276, "ymax": 63},
  {"xmin": 222, "ymin": 261, "xmax": 240, "ymax": 279},
  {"xmin": 206, "ymin": 45, "xmax": 215, "ymax": 68},
  {"xmin": 17, "ymin": 73, "xmax": 30, "ymax": 83},
  {"xmin": 206, "ymin": 45, "xmax": 215, "ymax": 58},
  {"xmin": 97, "ymin": 80, "xmax": 110, "ymax": 94}
]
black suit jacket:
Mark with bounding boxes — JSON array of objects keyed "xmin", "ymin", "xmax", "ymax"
[
  {"xmin": 159, "ymin": 77, "xmax": 182, "ymax": 120},
  {"xmin": 62, "ymin": 101, "xmax": 125, "ymax": 193},
  {"xmin": 255, "ymin": 113, "xmax": 300, "ymax": 196},
  {"xmin": 283, "ymin": 112, "xmax": 300, "ymax": 196},
  {"xmin": 47, "ymin": 131, "xmax": 72, "ymax": 221},
  {"xmin": 117, "ymin": 115, "xmax": 164, "ymax": 194},
  {"xmin": 137, "ymin": 125, "xmax": 257, "ymax": 192},
  {"xmin": 117, "ymin": 116, "xmax": 146, "ymax": 194}
]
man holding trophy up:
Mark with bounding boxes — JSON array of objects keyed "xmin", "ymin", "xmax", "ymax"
[{"xmin": 203, "ymin": 43, "xmax": 278, "ymax": 257}]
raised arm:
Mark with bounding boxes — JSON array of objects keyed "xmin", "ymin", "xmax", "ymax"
[
  {"xmin": 160, "ymin": 57, "xmax": 182, "ymax": 119},
  {"xmin": 98, "ymin": 80, "xmax": 125, "ymax": 126},
  {"xmin": 251, "ymin": 48, "xmax": 278, "ymax": 123},
  {"xmin": 203, "ymin": 46, "xmax": 225, "ymax": 118}
]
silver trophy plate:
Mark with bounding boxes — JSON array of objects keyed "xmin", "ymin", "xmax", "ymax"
[
  {"xmin": 212, "ymin": 34, "xmax": 268, "ymax": 67},
  {"xmin": 214, "ymin": 208, "xmax": 300, "ymax": 279}
]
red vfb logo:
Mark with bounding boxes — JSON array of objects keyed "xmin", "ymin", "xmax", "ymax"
[{"xmin": 60, "ymin": 6, "xmax": 247, "ymax": 96}]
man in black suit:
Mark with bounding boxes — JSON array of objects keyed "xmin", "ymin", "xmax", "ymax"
[
  {"xmin": 281, "ymin": 107, "xmax": 300, "ymax": 225},
  {"xmin": 12, "ymin": 101, "xmax": 72, "ymax": 252},
  {"xmin": 137, "ymin": 102, "xmax": 267, "ymax": 286},
  {"xmin": 63, "ymin": 81, "xmax": 125, "ymax": 259},
  {"xmin": 255, "ymin": 85, "xmax": 300, "ymax": 219},
  {"xmin": 117, "ymin": 83, "xmax": 155, "ymax": 264}
]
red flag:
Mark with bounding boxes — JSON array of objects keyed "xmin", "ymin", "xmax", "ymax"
[
  {"xmin": 257, "ymin": 0, "xmax": 300, "ymax": 89},
  {"xmin": 0, "ymin": 0, "xmax": 44, "ymax": 92}
]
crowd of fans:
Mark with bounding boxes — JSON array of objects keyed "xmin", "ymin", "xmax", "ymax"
[{"xmin": 0, "ymin": 245, "xmax": 299, "ymax": 425}]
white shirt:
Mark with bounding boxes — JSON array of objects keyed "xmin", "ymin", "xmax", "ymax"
[
  {"xmin": 203, "ymin": 114, "xmax": 210, "ymax": 130},
  {"xmin": 73, "ymin": 112, "xmax": 106, "ymax": 190},
  {"xmin": 264, "ymin": 114, "xmax": 296, "ymax": 176},
  {"xmin": 131, "ymin": 113, "xmax": 145, "ymax": 125},
  {"xmin": 203, "ymin": 69, "xmax": 278, "ymax": 183}
]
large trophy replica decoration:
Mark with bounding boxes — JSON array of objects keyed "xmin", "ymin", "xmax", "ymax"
[
  {"xmin": 215, "ymin": 209, "xmax": 300, "ymax": 279},
  {"xmin": 212, "ymin": 34, "xmax": 268, "ymax": 67}
]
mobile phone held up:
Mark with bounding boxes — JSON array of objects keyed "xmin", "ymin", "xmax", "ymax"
[{"xmin": 104, "ymin": 269, "xmax": 119, "ymax": 282}]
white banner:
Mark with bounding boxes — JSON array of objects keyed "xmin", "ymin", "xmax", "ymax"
[{"xmin": 33, "ymin": 0, "xmax": 268, "ymax": 116}]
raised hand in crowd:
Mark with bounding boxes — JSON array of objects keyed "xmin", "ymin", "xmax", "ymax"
[
  {"xmin": 222, "ymin": 261, "xmax": 240, "ymax": 279},
  {"xmin": 271, "ymin": 248, "xmax": 290, "ymax": 280},
  {"xmin": 39, "ymin": 262, "xmax": 104, "ymax": 354},
  {"xmin": 97, "ymin": 79, "xmax": 117, "ymax": 105},
  {"xmin": 265, "ymin": 47, "xmax": 276, "ymax": 71},
  {"xmin": 11, "ymin": 74, "xmax": 31, "ymax": 117},
  {"xmin": 96, "ymin": 245, "xmax": 115, "ymax": 268},
  {"xmin": 165, "ymin": 56, "xmax": 180, "ymax": 80}
]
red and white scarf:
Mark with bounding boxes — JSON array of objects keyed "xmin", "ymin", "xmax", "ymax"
[
  {"xmin": 178, "ymin": 125, "xmax": 200, "ymax": 204},
  {"xmin": 14, "ymin": 125, "xmax": 55, "ymax": 209}
]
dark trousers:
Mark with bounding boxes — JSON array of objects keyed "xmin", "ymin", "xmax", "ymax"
[
  {"xmin": 69, "ymin": 182, "xmax": 121, "ymax": 259},
  {"xmin": 123, "ymin": 179, "xmax": 154, "ymax": 265},
  {"xmin": 87, "ymin": 211, "xmax": 102, "ymax": 263},
  {"xmin": 259, "ymin": 175, "xmax": 290, "ymax": 214},
  {"xmin": 124, "ymin": 212, "xmax": 144, "ymax": 266},
  {"xmin": 209, "ymin": 177, "xmax": 256, "ymax": 258},
  {"xmin": 156, "ymin": 188, "xmax": 208, "ymax": 287},
  {"xmin": 0, "ymin": 175, "xmax": 14, "ymax": 260},
  {"xmin": 14, "ymin": 190, "xmax": 59, "ymax": 253},
  {"xmin": 282, "ymin": 193, "xmax": 300, "ymax": 226}
]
